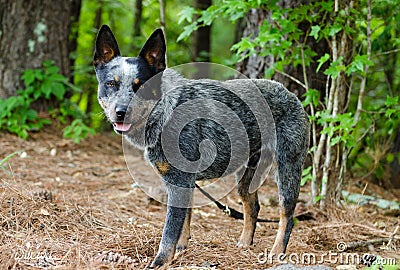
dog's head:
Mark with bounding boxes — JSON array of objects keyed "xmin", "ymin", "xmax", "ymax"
[{"xmin": 94, "ymin": 25, "xmax": 166, "ymax": 134}]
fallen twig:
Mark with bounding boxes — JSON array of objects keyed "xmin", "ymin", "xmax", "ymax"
[
  {"xmin": 386, "ymin": 225, "xmax": 399, "ymax": 249},
  {"xmin": 312, "ymin": 222, "xmax": 392, "ymax": 236},
  {"xmin": 346, "ymin": 238, "xmax": 393, "ymax": 250},
  {"xmin": 92, "ymin": 168, "xmax": 127, "ymax": 177}
]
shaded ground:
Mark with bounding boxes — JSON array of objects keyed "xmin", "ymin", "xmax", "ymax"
[{"xmin": 0, "ymin": 127, "xmax": 399, "ymax": 269}]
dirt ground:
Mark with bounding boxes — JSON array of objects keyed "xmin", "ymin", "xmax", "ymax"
[{"xmin": 0, "ymin": 126, "xmax": 399, "ymax": 269}]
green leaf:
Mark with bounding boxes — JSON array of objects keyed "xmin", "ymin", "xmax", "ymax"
[
  {"xmin": 301, "ymin": 166, "xmax": 313, "ymax": 186},
  {"xmin": 178, "ymin": 6, "xmax": 196, "ymax": 24},
  {"xmin": 302, "ymin": 89, "xmax": 320, "ymax": 107},
  {"xmin": 23, "ymin": 86, "xmax": 35, "ymax": 97},
  {"xmin": 330, "ymin": 136, "xmax": 341, "ymax": 146},
  {"xmin": 21, "ymin": 70, "xmax": 36, "ymax": 86},
  {"xmin": 45, "ymin": 65, "xmax": 59, "ymax": 75},
  {"xmin": 310, "ymin": 25, "xmax": 320, "ymax": 39},
  {"xmin": 231, "ymin": 37, "xmax": 255, "ymax": 55},
  {"xmin": 40, "ymin": 80, "xmax": 53, "ymax": 99},
  {"xmin": 316, "ymin": 53, "xmax": 330, "ymax": 72},
  {"xmin": 386, "ymin": 153, "xmax": 395, "ymax": 163},
  {"xmin": 63, "ymin": 119, "xmax": 95, "ymax": 143},
  {"xmin": 177, "ymin": 23, "xmax": 198, "ymax": 42},
  {"xmin": 199, "ymin": 8, "xmax": 218, "ymax": 26},
  {"xmin": 314, "ymin": 195, "xmax": 323, "ymax": 203},
  {"xmin": 25, "ymin": 109, "xmax": 38, "ymax": 120},
  {"xmin": 319, "ymin": 1, "xmax": 333, "ymax": 12},
  {"xmin": 346, "ymin": 54, "xmax": 374, "ymax": 75},
  {"xmin": 51, "ymin": 82, "xmax": 66, "ymax": 100},
  {"xmin": 42, "ymin": 60, "xmax": 54, "ymax": 67},
  {"xmin": 324, "ymin": 56, "xmax": 344, "ymax": 78},
  {"xmin": 65, "ymin": 81, "xmax": 82, "ymax": 93},
  {"xmin": 48, "ymin": 73, "xmax": 67, "ymax": 83},
  {"xmin": 328, "ymin": 24, "xmax": 342, "ymax": 36},
  {"xmin": 385, "ymin": 95, "xmax": 398, "ymax": 107},
  {"xmin": 0, "ymin": 151, "xmax": 20, "ymax": 166},
  {"xmin": 385, "ymin": 108, "xmax": 396, "ymax": 118}
]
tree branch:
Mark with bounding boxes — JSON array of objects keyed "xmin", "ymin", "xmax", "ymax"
[{"xmin": 354, "ymin": 0, "xmax": 371, "ymax": 123}]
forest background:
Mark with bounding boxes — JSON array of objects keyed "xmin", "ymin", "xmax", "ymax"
[{"xmin": 0, "ymin": 0, "xmax": 399, "ymax": 207}]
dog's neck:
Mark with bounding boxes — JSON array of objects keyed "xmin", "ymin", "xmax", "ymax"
[{"xmin": 160, "ymin": 68, "xmax": 186, "ymax": 94}]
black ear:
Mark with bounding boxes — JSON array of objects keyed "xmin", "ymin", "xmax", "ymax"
[
  {"xmin": 94, "ymin": 25, "xmax": 121, "ymax": 66},
  {"xmin": 139, "ymin": 29, "xmax": 166, "ymax": 72}
]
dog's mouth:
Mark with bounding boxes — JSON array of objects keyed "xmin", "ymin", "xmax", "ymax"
[{"xmin": 113, "ymin": 122, "xmax": 132, "ymax": 133}]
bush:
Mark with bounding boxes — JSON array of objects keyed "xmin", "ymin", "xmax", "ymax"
[{"xmin": 0, "ymin": 61, "xmax": 95, "ymax": 142}]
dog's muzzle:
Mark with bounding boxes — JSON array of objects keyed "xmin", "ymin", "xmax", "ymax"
[{"xmin": 113, "ymin": 106, "xmax": 132, "ymax": 133}]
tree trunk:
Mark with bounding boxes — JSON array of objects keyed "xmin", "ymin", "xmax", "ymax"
[
  {"xmin": 384, "ymin": 30, "xmax": 400, "ymax": 188},
  {"xmin": 0, "ymin": 0, "xmax": 72, "ymax": 100},
  {"xmin": 193, "ymin": 0, "xmax": 211, "ymax": 62},
  {"xmin": 133, "ymin": 0, "xmax": 143, "ymax": 37},
  {"xmin": 235, "ymin": 8, "xmax": 268, "ymax": 79},
  {"xmin": 236, "ymin": 3, "xmax": 328, "ymax": 97},
  {"xmin": 68, "ymin": 0, "xmax": 82, "ymax": 84},
  {"xmin": 388, "ymin": 126, "xmax": 400, "ymax": 188}
]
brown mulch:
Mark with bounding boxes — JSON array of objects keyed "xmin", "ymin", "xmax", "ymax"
[{"xmin": 0, "ymin": 127, "xmax": 398, "ymax": 269}]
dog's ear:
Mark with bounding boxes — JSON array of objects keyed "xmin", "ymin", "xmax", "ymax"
[
  {"xmin": 94, "ymin": 25, "xmax": 121, "ymax": 66},
  {"xmin": 139, "ymin": 29, "xmax": 166, "ymax": 72}
]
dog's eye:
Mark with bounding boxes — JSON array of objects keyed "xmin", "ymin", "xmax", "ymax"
[{"xmin": 106, "ymin": 81, "xmax": 115, "ymax": 87}]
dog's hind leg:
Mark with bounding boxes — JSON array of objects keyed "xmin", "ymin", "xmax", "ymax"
[
  {"xmin": 236, "ymin": 165, "xmax": 260, "ymax": 248},
  {"xmin": 270, "ymin": 161, "xmax": 301, "ymax": 256}
]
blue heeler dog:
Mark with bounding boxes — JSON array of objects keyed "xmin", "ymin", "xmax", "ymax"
[{"xmin": 94, "ymin": 25, "xmax": 309, "ymax": 267}]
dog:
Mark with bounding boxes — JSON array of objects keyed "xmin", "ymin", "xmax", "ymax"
[{"xmin": 94, "ymin": 25, "xmax": 309, "ymax": 268}]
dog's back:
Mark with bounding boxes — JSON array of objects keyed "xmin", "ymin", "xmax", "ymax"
[{"xmin": 151, "ymin": 72, "xmax": 309, "ymax": 178}]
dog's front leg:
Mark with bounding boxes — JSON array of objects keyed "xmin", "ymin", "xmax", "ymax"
[
  {"xmin": 151, "ymin": 205, "xmax": 188, "ymax": 267},
  {"xmin": 151, "ymin": 177, "xmax": 193, "ymax": 268},
  {"xmin": 176, "ymin": 207, "xmax": 192, "ymax": 252}
]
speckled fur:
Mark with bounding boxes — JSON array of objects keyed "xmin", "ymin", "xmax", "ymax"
[{"xmin": 94, "ymin": 25, "xmax": 310, "ymax": 268}]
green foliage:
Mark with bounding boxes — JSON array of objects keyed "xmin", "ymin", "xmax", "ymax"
[
  {"xmin": 0, "ymin": 61, "xmax": 60, "ymax": 139},
  {"xmin": 346, "ymin": 54, "xmax": 374, "ymax": 76},
  {"xmin": 301, "ymin": 166, "xmax": 313, "ymax": 186},
  {"xmin": 302, "ymin": 89, "xmax": 320, "ymax": 108},
  {"xmin": 0, "ymin": 61, "xmax": 95, "ymax": 142},
  {"xmin": 63, "ymin": 119, "xmax": 96, "ymax": 143},
  {"xmin": 0, "ymin": 151, "xmax": 19, "ymax": 174},
  {"xmin": 179, "ymin": 0, "xmax": 400, "ymax": 190},
  {"xmin": 352, "ymin": 95, "xmax": 400, "ymax": 178}
]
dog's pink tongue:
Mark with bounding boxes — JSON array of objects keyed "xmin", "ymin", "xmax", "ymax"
[{"xmin": 114, "ymin": 123, "xmax": 132, "ymax": 132}]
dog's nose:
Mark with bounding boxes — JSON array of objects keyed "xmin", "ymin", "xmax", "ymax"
[{"xmin": 115, "ymin": 106, "xmax": 127, "ymax": 120}]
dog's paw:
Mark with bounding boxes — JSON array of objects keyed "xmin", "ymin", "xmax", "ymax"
[
  {"xmin": 236, "ymin": 239, "xmax": 252, "ymax": 248},
  {"xmin": 175, "ymin": 244, "xmax": 187, "ymax": 253},
  {"xmin": 150, "ymin": 252, "xmax": 171, "ymax": 268}
]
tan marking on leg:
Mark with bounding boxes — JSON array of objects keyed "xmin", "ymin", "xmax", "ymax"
[
  {"xmin": 237, "ymin": 192, "xmax": 258, "ymax": 248},
  {"xmin": 150, "ymin": 244, "xmax": 175, "ymax": 268},
  {"xmin": 270, "ymin": 205, "xmax": 287, "ymax": 256},
  {"xmin": 176, "ymin": 209, "xmax": 191, "ymax": 252},
  {"xmin": 113, "ymin": 75, "xmax": 119, "ymax": 82},
  {"xmin": 134, "ymin": 78, "xmax": 140, "ymax": 85}
]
